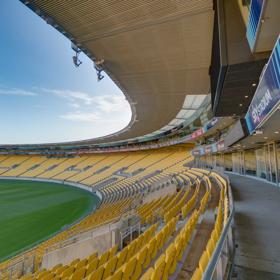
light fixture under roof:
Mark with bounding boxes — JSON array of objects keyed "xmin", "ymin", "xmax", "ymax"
[
  {"xmin": 252, "ymin": 83, "xmax": 257, "ymax": 87},
  {"xmin": 274, "ymin": 131, "xmax": 279, "ymax": 134},
  {"xmin": 239, "ymin": 104, "xmax": 243, "ymax": 107},
  {"xmin": 245, "ymin": 95, "xmax": 248, "ymax": 98}
]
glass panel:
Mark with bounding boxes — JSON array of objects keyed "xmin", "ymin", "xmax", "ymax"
[
  {"xmin": 244, "ymin": 150, "xmax": 256, "ymax": 176},
  {"xmin": 256, "ymin": 148, "xmax": 267, "ymax": 179},
  {"xmin": 269, "ymin": 144, "xmax": 277, "ymax": 183},
  {"xmin": 277, "ymin": 142, "xmax": 280, "ymax": 186},
  {"xmin": 224, "ymin": 154, "xmax": 232, "ymax": 171},
  {"xmin": 232, "ymin": 153, "xmax": 241, "ymax": 173},
  {"xmin": 216, "ymin": 154, "xmax": 224, "ymax": 168}
]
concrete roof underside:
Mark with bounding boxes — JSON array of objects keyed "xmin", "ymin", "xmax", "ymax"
[{"xmin": 24, "ymin": 0, "xmax": 214, "ymax": 144}]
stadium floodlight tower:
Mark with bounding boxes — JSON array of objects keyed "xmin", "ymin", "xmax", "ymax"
[
  {"xmin": 94, "ymin": 58, "xmax": 105, "ymax": 82},
  {"xmin": 71, "ymin": 43, "xmax": 82, "ymax": 67}
]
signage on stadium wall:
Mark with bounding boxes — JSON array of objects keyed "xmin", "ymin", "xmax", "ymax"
[
  {"xmin": 217, "ymin": 140, "xmax": 225, "ymax": 151},
  {"xmin": 204, "ymin": 117, "xmax": 218, "ymax": 131},
  {"xmin": 191, "ymin": 128, "xmax": 204, "ymax": 139},
  {"xmin": 205, "ymin": 145, "xmax": 212, "ymax": 154},
  {"xmin": 246, "ymin": 0, "xmax": 264, "ymax": 51},
  {"xmin": 191, "ymin": 139, "xmax": 225, "ymax": 157},
  {"xmin": 245, "ymin": 36, "xmax": 280, "ymax": 134},
  {"xmin": 191, "ymin": 146, "xmax": 205, "ymax": 156}
]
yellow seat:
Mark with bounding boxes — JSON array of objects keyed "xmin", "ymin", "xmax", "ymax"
[
  {"xmin": 106, "ymin": 268, "xmax": 123, "ymax": 280},
  {"xmin": 135, "ymin": 235, "xmax": 144, "ymax": 252},
  {"xmin": 151, "ymin": 254, "xmax": 166, "ymax": 280},
  {"xmin": 155, "ymin": 231, "xmax": 164, "ymax": 251},
  {"xmin": 87, "ymin": 265, "xmax": 104, "ymax": 280},
  {"xmin": 108, "ymin": 245, "xmax": 118, "ymax": 259},
  {"xmin": 115, "ymin": 247, "xmax": 128, "ymax": 270},
  {"xmin": 131, "ymin": 246, "xmax": 148, "ymax": 280},
  {"xmin": 206, "ymin": 238, "xmax": 215, "ymax": 258},
  {"xmin": 51, "ymin": 264, "xmax": 63, "ymax": 272},
  {"xmin": 127, "ymin": 241, "xmax": 137, "ymax": 261},
  {"xmin": 99, "ymin": 251, "xmax": 110, "ymax": 266},
  {"xmin": 102, "ymin": 256, "xmax": 118, "ymax": 279},
  {"xmin": 70, "ymin": 267, "xmax": 86, "ymax": 280},
  {"xmin": 85, "ymin": 258, "xmax": 99, "ymax": 276},
  {"xmin": 164, "ymin": 243, "xmax": 177, "ymax": 278},
  {"xmin": 36, "ymin": 270, "xmax": 49, "ymax": 279},
  {"xmin": 122, "ymin": 256, "xmax": 137, "ymax": 280},
  {"xmin": 149, "ymin": 238, "xmax": 157, "ymax": 261},
  {"xmin": 40, "ymin": 273, "xmax": 54, "ymax": 280},
  {"xmin": 55, "ymin": 265, "xmax": 68, "ymax": 276},
  {"xmin": 70, "ymin": 259, "xmax": 80, "ymax": 267},
  {"xmin": 199, "ymin": 251, "xmax": 209, "ymax": 273},
  {"xmin": 191, "ymin": 268, "xmax": 202, "ymax": 280},
  {"xmin": 61, "ymin": 266, "xmax": 75, "ymax": 279},
  {"xmin": 75, "ymin": 259, "xmax": 87, "ymax": 270},
  {"xmin": 140, "ymin": 268, "xmax": 154, "ymax": 280},
  {"xmin": 175, "ymin": 235, "xmax": 185, "ymax": 262},
  {"xmin": 87, "ymin": 252, "xmax": 98, "ymax": 264}
]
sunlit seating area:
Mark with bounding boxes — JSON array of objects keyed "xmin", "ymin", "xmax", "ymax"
[{"xmin": 0, "ymin": 148, "xmax": 231, "ymax": 280}]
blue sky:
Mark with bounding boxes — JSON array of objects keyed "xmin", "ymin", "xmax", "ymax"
[{"xmin": 0, "ymin": 1, "xmax": 131, "ymax": 144}]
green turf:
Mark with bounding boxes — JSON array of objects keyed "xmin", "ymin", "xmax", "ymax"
[{"xmin": 0, "ymin": 179, "xmax": 99, "ymax": 261}]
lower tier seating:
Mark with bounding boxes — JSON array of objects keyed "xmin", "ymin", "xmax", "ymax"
[{"xmin": 0, "ymin": 149, "xmax": 231, "ymax": 280}]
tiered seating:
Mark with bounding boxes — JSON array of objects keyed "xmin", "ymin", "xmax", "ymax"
[
  {"xmin": 0, "ymin": 198, "xmax": 132, "ymax": 275},
  {"xmin": 0, "ymin": 148, "xmax": 231, "ymax": 280},
  {"xmin": 0, "ymin": 156, "xmax": 29, "ymax": 175},
  {"xmin": 80, "ymin": 153, "xmax": 149, "ymax": 186},
  {"xmin": 3, "ymin": 156, "xmax": 46, "ymax": 177},
  {"xmin": 191, "ymin": 173, "xmax": 229, "ymax": 280},
  {"xmin": 18, "ymin": 224, "xmax": 158, "ymax": 280},
  {"xmin": 38, "ymin": 157, "xmax": 84, "ymax": 179},
  {"xmin": 137, "ymin": 196, "xmax": 172, "ymax": 225},
  {"xmin": 21, "ymin": 157, "xmax": 68, "ymax": 178},
  {"xmin": 141, "ymin": 211, "xmax": 199, "ymax": 280},
  {"xmin": 99, "ymin": 152, "xmax": 193, "ymax": 203}
]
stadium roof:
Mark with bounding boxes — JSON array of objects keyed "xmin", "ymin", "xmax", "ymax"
[{"xmin": 21, "ymin": 0, "xmax": 214, "ymax": 144}]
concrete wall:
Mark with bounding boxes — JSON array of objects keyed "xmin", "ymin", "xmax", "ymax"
[
  {"xmin": 143, "ymin": 182, "xmax": 177, "ymax": 204},
  {"xmin": 42, "ymin": 221, "xmax": 121, "ymax": 269}
]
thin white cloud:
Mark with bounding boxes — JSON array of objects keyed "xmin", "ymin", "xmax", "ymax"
[
  {"xmin": 36, "ymin": 88, "xmax": 131, "ymax": 124},
  {"xmin": 68, "ymin": 102, "xmax": 80, "ymax": 109},
  {"xmin": 43, "ymin": 88, "xmax": 130, "ymax": 114},
  {"xmin": 93, "ymin": 95, "xmax": 129, "ymax": 113},
  {"xmin": 43, "ymin": 88, "xmax": 94, "ymax": 105},
  {"xmin": 60, "ymin": 112, "xmax": 100, "ymax": 122},
  {"xmin": 0, "ymin": 88, "xmax": 37, "ymax": 96}
]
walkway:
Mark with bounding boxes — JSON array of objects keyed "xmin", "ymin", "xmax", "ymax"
[{"xmin": 228, "ymin": 174, "xmax": 280, "ymax": 280}]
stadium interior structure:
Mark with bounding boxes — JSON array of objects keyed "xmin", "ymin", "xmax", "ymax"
[{"xmin": 0, "ymin": 0, "xmax": 280, "ymax": 280}]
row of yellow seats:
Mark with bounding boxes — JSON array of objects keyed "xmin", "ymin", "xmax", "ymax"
[
  {"xmin": 191, "ymin": 173, "xmax": 229, "ymax": 280},
  {"xmin": 181, "ymin": 185, "xmax": 200, "ymax": 219},
  {"xmin": 142, "ymin": 177, "xmax": 211, "ymax": 280},
  {"xmin": 141, "ymin": 210, "xmax": 200, "ymax": 280},
  {"xmin": 83, "ymin": 222, "xmax": 158, "ymax": 280},
  {"xmin": 137, "ymin": 196, "xmax": 170, "ymax": 225},
  {"xmin": 106, "ymin": 217, "xmax": 178, "ymax": 280},
  {"xmin": 164, "ymin": 188, "xmax": 190, "ymax": 223},
  {"xmin": 20, "ymin": 223, "xmax": 158, "ymax": 280}
]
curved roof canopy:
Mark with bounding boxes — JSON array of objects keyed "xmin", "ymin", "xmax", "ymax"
[{"xmin": 21, "ymin": 0, "xmax": 214, "ymax": 144}]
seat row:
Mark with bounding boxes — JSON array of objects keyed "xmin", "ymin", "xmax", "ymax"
[{"xmin": 191, "ymin": 172, "xmax": 229, "ymax": 280}]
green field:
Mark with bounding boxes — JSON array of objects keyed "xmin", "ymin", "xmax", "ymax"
[{"xmin": 0, "ymin": 179, "xmax": 99, "ymax": 261}]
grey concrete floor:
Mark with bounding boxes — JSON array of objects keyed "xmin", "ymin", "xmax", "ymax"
[{"xmin": 229, "ymin": 174, "xmax": 280, "ymax": 280}]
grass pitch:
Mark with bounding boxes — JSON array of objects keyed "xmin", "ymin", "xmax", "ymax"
[{"xmin": 0, "ymin": 179, "xmax": 99, "ymax": 261}]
